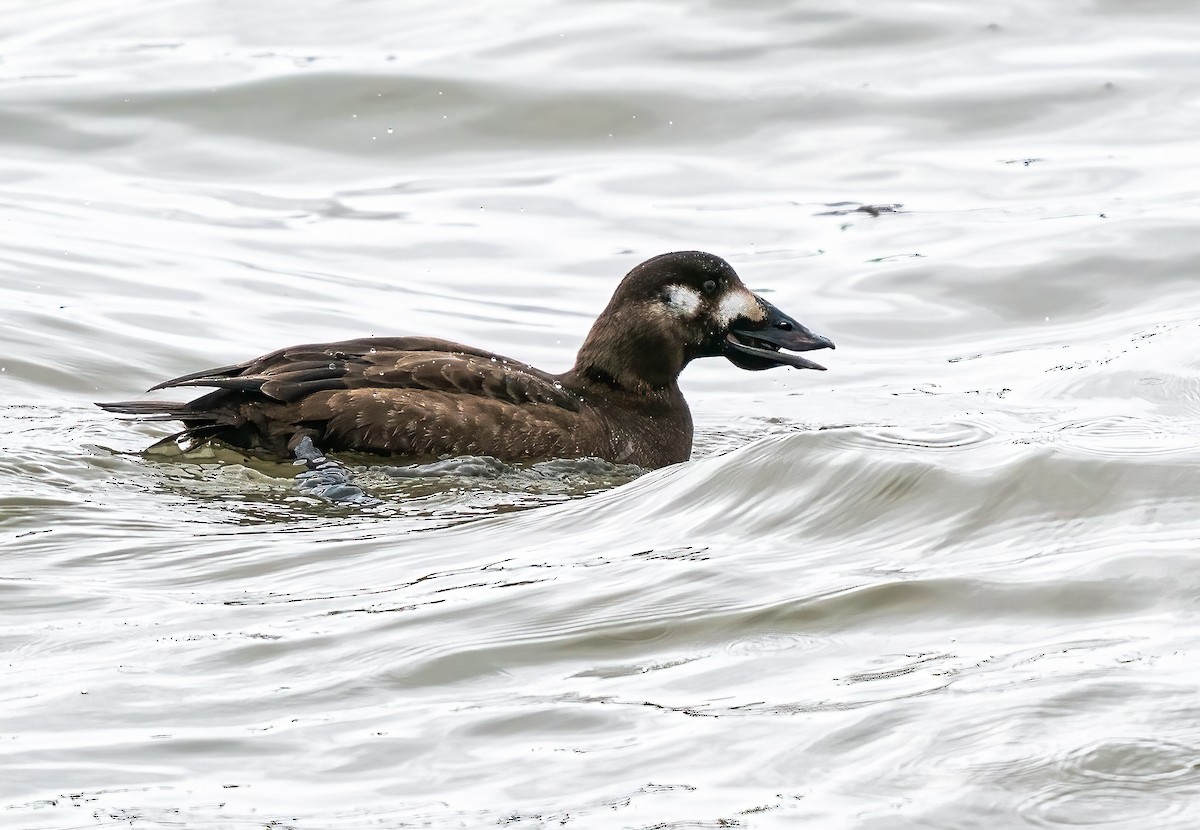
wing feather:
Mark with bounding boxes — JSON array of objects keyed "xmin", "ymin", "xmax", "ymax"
[
  {"xmin": 146, "ymin": 337, "xmax": 577, "ymax": 410},
  {"xmin": 109, "ymin": 336, "xmax": 593, "ymax": 458}
]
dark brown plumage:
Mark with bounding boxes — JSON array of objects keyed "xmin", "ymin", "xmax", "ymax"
[{"xmin": 99, "ymin": 251, "xmax": 834, "ymax": 468}]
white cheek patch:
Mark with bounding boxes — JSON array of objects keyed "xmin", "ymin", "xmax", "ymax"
[
  {"xmin": 663, "ymin": 284, "xmax": 703, "ymax": 317},
  {"xmin": 717, "ymin": 290, "xmax": 765, "ymax": 327}
]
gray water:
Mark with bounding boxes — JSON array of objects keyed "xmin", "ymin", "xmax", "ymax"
[{"xmin": 5, "ymin": 1, "xmax": 1200, "ymax": 827}]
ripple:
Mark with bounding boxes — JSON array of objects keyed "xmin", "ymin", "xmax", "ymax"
[
  {"xmin": 724, "ymin": 631, "xmax": 828, "ymax": 657},
  {"xmin": 1074, "ymin": 739, "xmax": 1200, "ymax": 784},
  {"xmin": 1019, "ymin": 739, "xmax": 1200, "ymax": 827}
]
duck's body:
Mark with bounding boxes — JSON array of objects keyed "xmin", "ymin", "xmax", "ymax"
[
  {"xmin": 116, "ymin": 336, "xmax": 694, "ymax": 467},
  {"xmin": 100, "ymin": 251, "xmax": 833, "ymax": 468}
]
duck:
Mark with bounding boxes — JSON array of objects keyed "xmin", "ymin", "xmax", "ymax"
[{"xmin": 98, "ymin": 251, "xmax": 834, "ymax": 469}]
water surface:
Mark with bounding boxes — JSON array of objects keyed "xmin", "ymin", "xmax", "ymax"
[{"xmin": 4, "ymin": 1, "xmax": 1200, "ymax": 827}]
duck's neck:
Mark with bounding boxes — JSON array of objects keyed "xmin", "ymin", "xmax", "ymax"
[{"xmin": 573, "ymin": 308, "xmax": 685, "ymax": 394}]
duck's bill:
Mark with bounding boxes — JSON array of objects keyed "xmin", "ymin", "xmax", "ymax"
[{"xmin": 724, "ymin": 298, "xmax": 835, "ymax": 372}]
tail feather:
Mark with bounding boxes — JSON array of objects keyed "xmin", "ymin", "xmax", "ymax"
[
  {"xmin": 146, "ymin": 362, "xmax": 246, "ymax": 392},
  {"xmin": 95, "ymin": 399, "xmax": 201, "ymax": 420},
  {"xmin": 155, "ymin": 376, "xmax": 268, "ymax": 393}
]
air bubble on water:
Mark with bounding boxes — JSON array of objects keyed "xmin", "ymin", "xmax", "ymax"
[
  {"xmin": 369, "ymin": 348, "xmax": 377, "ymax": 353},
  {"xmin": 328, "ymin": 363, "xmax": 337, "ymax": 369},
  {"xmin": 387, "ymin": 128, "xmax": 393, "ymax": 134}
]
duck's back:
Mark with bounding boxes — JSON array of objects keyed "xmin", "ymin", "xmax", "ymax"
[{"xmin": 101, "ymin": 337, "xmax": 661, "ymax": 462}]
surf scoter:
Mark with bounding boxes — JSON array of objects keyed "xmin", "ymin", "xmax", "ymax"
[{"xmin": 99, "ymin": 251, "xmax": 834, "ymax": 468}]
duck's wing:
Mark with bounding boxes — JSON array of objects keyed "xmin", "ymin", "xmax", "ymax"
[
  {"xmin": 105, "ymin": 337, "xmax": 597, "ymax": 459},
  {"xmin": 149, "ymin": 338, "xmax": 492, "ymax": 389},
  {"xmin": 147, "ymin": 337, "xmax": 581, "ymax": 410}
]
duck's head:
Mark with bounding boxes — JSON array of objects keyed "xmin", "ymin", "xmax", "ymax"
[{"xmin": 575, "ymin": 250, "xmax": 834, "ymax": 391}]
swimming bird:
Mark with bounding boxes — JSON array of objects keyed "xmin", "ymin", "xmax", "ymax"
[{"xmin": 99, "ymin": 251, "xmax": 834, "ymax": 468}]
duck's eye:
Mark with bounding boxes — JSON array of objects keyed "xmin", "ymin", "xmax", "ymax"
[{"xmin": 702, "ymin": 279, "xmax": 718, "ymax": 295}]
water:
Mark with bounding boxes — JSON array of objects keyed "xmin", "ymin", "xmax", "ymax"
[{"xmin": 4, "ymin": 0, "xmax": 1200, "ymax": 827}]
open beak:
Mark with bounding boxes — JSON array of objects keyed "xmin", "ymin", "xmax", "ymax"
[{"xmin": 724, "ymin": 297, "xmax": 835, "ymax": 371}]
